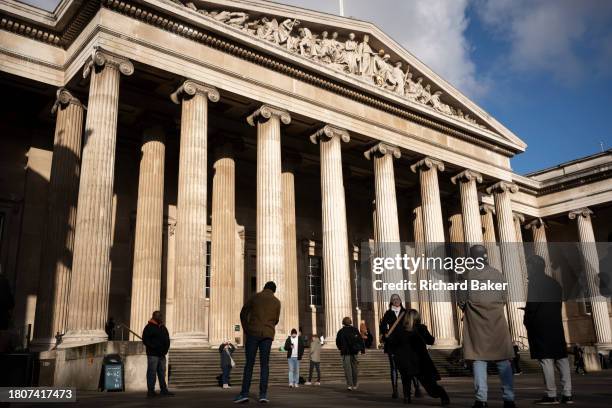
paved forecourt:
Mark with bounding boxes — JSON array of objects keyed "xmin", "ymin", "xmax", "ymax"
[{"xmin": 9, "ymin": 371, "xmax": 612, "ymax": 407}]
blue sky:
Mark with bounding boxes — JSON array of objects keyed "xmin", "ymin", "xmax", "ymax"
[{"xmin": 20, "ymin": 0, "xmax": 612, "ymax": 174}]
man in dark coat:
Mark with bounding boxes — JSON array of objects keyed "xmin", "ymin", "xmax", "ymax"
[
  {"xmin": 524, "ymin": 255, "xmax": 573, "ymax": 404},
  {"xmin": 234, "ymin": 281, "xmax": 281, "ymax": 404},
  {"xmin": 336, "ymin": 316, "xmax": 365, "ymax": 390},
  {"xmin": 142, "ymin": 311, "xmax": 173, "ymax": 397}
]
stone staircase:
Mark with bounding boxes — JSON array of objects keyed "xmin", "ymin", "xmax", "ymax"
[{"xmin": 168, "ymin": 346, "xmax": 541, "ymax": 389}]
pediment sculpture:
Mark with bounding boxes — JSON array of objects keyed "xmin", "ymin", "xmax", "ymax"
[{"xmin": 179, "ymin": 1, "xmax": 486, "ymax": 129}]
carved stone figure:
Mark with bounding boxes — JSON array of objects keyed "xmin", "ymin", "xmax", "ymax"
[
  {"xmin": 357, "ymin": 34, "xmax": 375, "ymax": 79},
  {"xmin": 343, "ymin": 33, "xmax": 359, "ymax": 74},
  {"xmin": 188, "ymin": 4, "xmax": 486, "ymax": 127}
]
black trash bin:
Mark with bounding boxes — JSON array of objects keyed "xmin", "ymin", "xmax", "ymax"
[{"xmin": 101, "ymin": 354, "xmax": 124, "ymax": 392}]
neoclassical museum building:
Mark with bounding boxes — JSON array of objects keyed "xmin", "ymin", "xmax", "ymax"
[{"xmin": 1, "ymin": 0, "xmax": 611, "ymax": 384}]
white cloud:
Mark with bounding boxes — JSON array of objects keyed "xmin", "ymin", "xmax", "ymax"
[
  {"xmin": 476, "ymin": 0, "xmax": 612, "ymax": 83},
  {"xmin": 270, "ymin": 0, "xmax": 487, "ymax": 98}
]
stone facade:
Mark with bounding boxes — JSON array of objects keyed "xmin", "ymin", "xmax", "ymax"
[{"xmin": 0, "ymin": 0, "xmax": 611, "ymax": 365}]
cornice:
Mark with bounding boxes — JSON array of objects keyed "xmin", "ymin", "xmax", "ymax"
[{"xmin": 0, "ymin": 0, "xmax": 520, "ymax": 158}]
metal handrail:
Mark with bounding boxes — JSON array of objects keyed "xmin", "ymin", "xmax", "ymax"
[{"xmin": 115, "ymin": 323, "xmax": 142, "ymax": 340}]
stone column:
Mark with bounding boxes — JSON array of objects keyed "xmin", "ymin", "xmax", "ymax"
[
  {"xmin": 247, "ymin": 105, "xmax": 290, "ymax": 339},
  {"xmin": 525, "ymin": 218, "xmax": 555, "ymax": 280},
  {"xmin": 480, "ymin": 204, "xmax": 503, "ymax": 272},
  {"xmin": 410, "ymin": 157, "xmax": 457, "ymax": 347},
  {"xmin": 451, "ymin": 170, "xmax": 483, "ymax": 246},
  {"xmin": 282, "ymin": 155, "xmax": 300, "ymax": 335},
  {"xmin": 208, "ymin": 142, "xmax": 236, "ymax": 345},
  {"xmin": 310, "ymin": 125, "xmax": 352, "ymax": 341},
  {"xmin": 513, "ymin": 212, "xmax": 529, "ymax": 288},
  {"xmin": 364, "ymin": 143, "xmax": 403, "ymax": 303},
  {"xmin": 485, "ymin": 181, "xmax": 527, "ymax": 344},
  {"xmin": 129, "ymin": 126, "xmax": 165, "ymax": 338},
  {"xmin": 62, "ymin": 49, "xmax": 133, "ymax": 346},
  {"xmin": 569, "ymin": 208, "xmax": 612, "ymax": 348},
  {"xmin": 170, "ymin": 80, "xmax": 219, "ymax": 346},
  {"xmin": 412, "ymin": 203, "xmax": 430, "ymax": 327},
  {"xmin": 33, "ymin": 89, "xmax": 84, "ymax": 347}
]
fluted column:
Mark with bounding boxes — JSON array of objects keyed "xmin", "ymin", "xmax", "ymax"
[
  {"xmin": 129, "ymin": 126, "xmax": 165, "ymax": 338},
  {"xmin": 412, "ymin": 203, "xmax": 430, "ymax": 327},
  {"xmin": 451, "ymin": 170, "xmax": 483, "ymax": 246},
  {"xmin": 282, "ymin": 155, "xmax": 300, "ymax": 335},
  {"xmin": 33, "ymin": 89, "xmax": 84, "ymax": 347},
  {"xmin": 247, "ymin": 104, "xmax": 290, "ymax": 339},
  {"xmin": 525, "ymin": 218, "xmax": 556, "ymax": 280},
  {"xmin": 513, "ymin": 212, "xmax": 529, "ymax": 289},
  {"xmin": 209, "ymin": 142, "xmax": 236, "ymax": 345},
  {"xmin": 310, "ymin": 125, "xmax": 352, "ymax": 341},
  {"xmin": 410, "ymin": 157, "xmax": 457, "ymax": 347},
  {"xmin": 480, "ymin": 204, "xmax": 503, "ymax": 272},
  {"xmin": 486, "ymin": 181, "xmax": 527, "ymax": 344},
  {"xmin": 62, "ymin": 49, "xmax": 133, "ymax": 346},
  {"xmin": 365, "ymin": 143, "xmax": 403, "ymax": 302},
  {"xmin": 171, "ymin": 80, "xmax": 219, "ymax": 346},
  {"xmin": 569, "ymin": 208, "xmax": 612, "ymax": 348}
]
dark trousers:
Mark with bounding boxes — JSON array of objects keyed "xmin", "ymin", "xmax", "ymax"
[
  {"xmin": 388, "ymin": 353, "xmax": 399, "ymax": 390},
  {"xmin": 240, "ymin": 335, "xmax": 272, "ymax": 398},
  {"xmin": 146, "ymin": 355, "xmax": 168, "ymax": 392},
  {"xmin": 308, "ymin": 361, "xmax": 321, "ymax": 382},
  {"xmin": 399, "ymin": 370, "xmax": 446, "ymax": 400},
  {"xmin": 222, "ymin": 364, "xmax": 232, "ymax": 385}
]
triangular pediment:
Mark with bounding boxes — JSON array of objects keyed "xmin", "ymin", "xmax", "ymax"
[{"xmin": 168, "ymin": 0, "xmax": 526, "ymax": 152}]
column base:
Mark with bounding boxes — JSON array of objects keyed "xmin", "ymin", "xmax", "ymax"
[
  {"xmin": 170, "ymin": 332, "xmax": 208, "ymax": 349},
  {"xmin": 595, "ymin": 342, "xmax": 612, "ymax": 352},
  {"xmin": 30, "ymin": 337, "xmax": 57, "ymax": 352},
  {"xmin": 430, "ymin": 338, "xmax": 459, "ymax": 349},
  {"xmin": 57, "ymin": 330, "xmax": 108, "ymax": 348}
]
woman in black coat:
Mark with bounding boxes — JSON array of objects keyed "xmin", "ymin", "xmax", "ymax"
[
  {"xmin": 379, "ymin": 294, "xmax": 406, "ymax": 399},
  {"xmin": 387, "ymin": 309, "xmax": 450, "ymax": 405}
]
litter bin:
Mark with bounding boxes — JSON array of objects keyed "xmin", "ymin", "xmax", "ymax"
[{"xmin": 102, "ymin": 354, "xmax": 124, "ymax": 392}]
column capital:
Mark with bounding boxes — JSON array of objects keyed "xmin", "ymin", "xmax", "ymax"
[
  {"xmin": 525, "ymin": 217, "xmax": 547, "ymax": 230},
  {"xmin": 486, "ymin": 180, "xmax": 519, "ymax": 195},
  {"xmin": 246, "ymin": 104, "xmax": 291, "ymax": 126},
  {"xmin": 309, "ymin": 124, "xmax": 350, "ymax": 145},
  {"xmin": 479, "ymin": 203, "xmax": 495, "ymax": 215},
  {"xmin": 51, "ymin": 88, "xmax": 84, "ymax": 114},
  {"xmin": 410, "ymin": 156, "xmax": 444, "ymax": 173},
  {"xmin": 83, "ymin": 46, "xmax": 134, "ymax": 79},
  {"xmin": 171, "ymin": 80, "xmax": 220, "ymax": 104},
  {"xmin": 568, "ymin": 207, "xmax": 593, "ymax": 220},
  {"xmin": 451, "ymin": 169, "xmax": 482, "ymax": 185},
  {"xmin": 512, "ymin": 212, "xmax": 525, "ymax": 224},
  {"xmin": 364, "ymin": 142, "xmax": 401, "ymax": 160}
]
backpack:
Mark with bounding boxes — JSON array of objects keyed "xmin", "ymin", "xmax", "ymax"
[{"xmin": 348, "ymin": 328, "xmax": 364, "ymax": 354}]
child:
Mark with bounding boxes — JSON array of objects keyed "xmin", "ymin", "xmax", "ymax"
[
  {"xmin": 219, "ymin": 340, "xmax": 236, "ymax": 389},
  {"xmin": 305, "ymin": 334, "xmax": 321, "ymax": 385}
]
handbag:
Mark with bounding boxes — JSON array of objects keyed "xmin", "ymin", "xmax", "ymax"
[{"xmin": 226, "ymin": 348, "xmax": 236, "ymax": 368}]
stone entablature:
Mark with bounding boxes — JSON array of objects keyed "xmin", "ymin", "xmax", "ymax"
[{"xmin": 178, "ymin": 1, "xmax": 486, "ymax": 129}]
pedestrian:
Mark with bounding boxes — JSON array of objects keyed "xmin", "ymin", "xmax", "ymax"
[
  {"xmin": 359, "ymin": 320, "xmax": 373, "ymax": 349},
  {"xmin": 459, "ymin": 245, "xmax": 516, "ymax": 408},
  {"xmin": 284, "ymin": 328, "xmax": 305, "ymax": 388},
  {"xmin": 573, "ymin": 345, "xmax": 586, "ymax": 375},
  {"xmin": 234, "ymin": 281, "xmax": 281, "ymax": 404},
  {"xmin": 379, "ymin": 294, "xmax": 406, "ymax": 399},
  {"xmin": 387, "ymin": 309, "xmax": 450, "ymax": 405},
  {"xmin": 524, "ymin": 255, "xmax": 573, "ymax": 404},
  {"xmin": 219, "ymin": 340, "xmax": 236, "ymax": 389},
  {"xmin": 142, "ymin": 311, "xmax": 174, "ymax": 397},
  {"xmin": 305, "ymin": 334, "xmax": 321, "ymax": 385},
  {"xmin": 105, "ymin": 317, "xmax": 116, "ymax": 340},
  {"xmin": 336, "ymin": 316, "xmax": 365, "ymax": 391}
]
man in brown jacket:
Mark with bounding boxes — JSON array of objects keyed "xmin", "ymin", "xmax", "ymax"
[
  {"xmin": 234, "ymin": 281, "xmax": 281, "ymax": 404},
  {"xmin": 460, "ymin": 245, "xmax": 515, "ymax": 408}
]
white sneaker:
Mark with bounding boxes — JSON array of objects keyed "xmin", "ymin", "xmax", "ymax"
[
  {"xmin": 223, "ymin": 384, "xmax": 229, "ymax": 389},
  {"xmin": 347, "ymin": 386, "xmax": 352, "ymax": 391},
  {"xmin": 305, "ymin": 382, "xmax": 312, "ymax": 385},
  {"xmin": 314, "ymin": 382, "xmax": 321, "ymax": 386},
  {"xmin": 352, "ymin": 384, "xmax": 358, "ymax": 390},
  {"xmin": 294, "ymin": 384, "xmax": 299, "ymax": 388}
]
